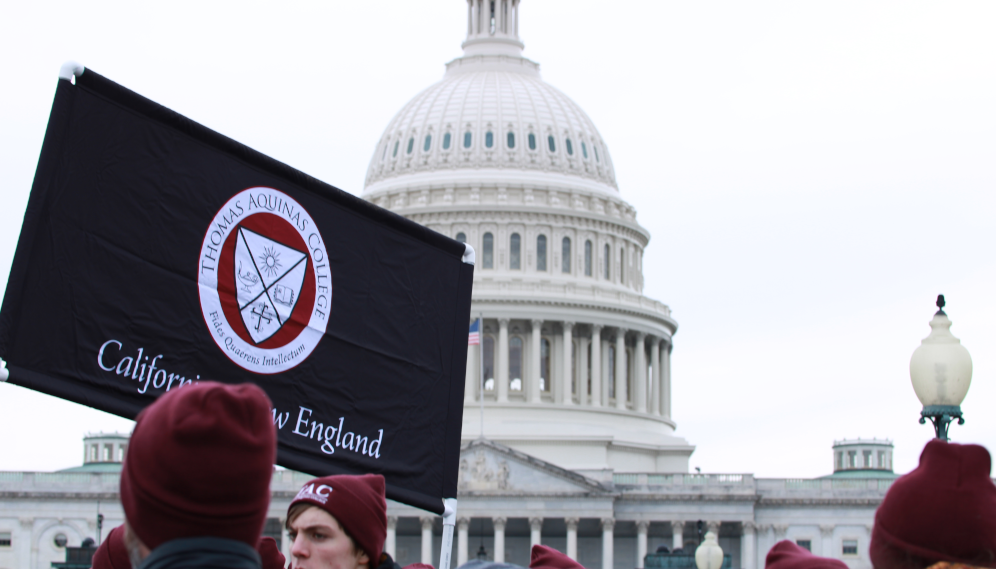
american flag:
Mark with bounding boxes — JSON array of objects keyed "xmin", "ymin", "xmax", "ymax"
[{"xmin": 468, "ymin": 319, "xmax": 481, "ymax": 345}]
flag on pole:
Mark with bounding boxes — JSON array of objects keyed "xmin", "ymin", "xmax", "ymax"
[
  {"xmin": 468, "ymin": 319, "xmax": 481, "ymax": 345},
  {"xmin": 0, "ymin": 65, "xmax": 473, "ymax": 514}
]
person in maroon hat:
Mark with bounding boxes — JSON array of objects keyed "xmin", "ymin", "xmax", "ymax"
[
  {"xmin": 286, "ymin": 473, "xmax": 408, "ymax": 569},
  {"xmin": 870, "ymin": 439, "xmax": 996, "ymax": 569},
  {"xmin": 118, "ymin": 381, "xmax": 277, "ymax": 569},
  {"xmin": 765, "ymin": 540, "xmax": 847, "ymax": 569},
  {"xmin": 529, "ymin": 545, "xmax": 585, "ymax": 569},
  {"xmin": 92, "ymin": 525, "xmax": 130, "ymax": 569}
]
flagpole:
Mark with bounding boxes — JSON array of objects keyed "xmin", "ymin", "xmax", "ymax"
[{"xmin": 479, "ymin": 315, "xmax": 485, "ymax": 439}]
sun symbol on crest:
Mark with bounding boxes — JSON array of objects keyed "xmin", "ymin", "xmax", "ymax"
[{"xmin": 258, "ymin": 246, "xmax": 282, "ymax": 278}]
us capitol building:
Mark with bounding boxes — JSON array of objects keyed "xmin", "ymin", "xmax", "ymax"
[{"xmin": 0, "ymin": 3, "xmax": 895, "ymax": 569}]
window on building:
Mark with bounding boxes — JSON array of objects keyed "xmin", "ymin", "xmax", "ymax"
[
  {"xmin": 423, "ymin": 134, "xmax": 432, "ymax": 152},
  {"xmin": 582, "ymin": 141, "xmax": 588, "ymax": 159},
  {"xmin": 607, "ymin": 346, "xmax": 616, "ymax": 399},
  {"xmin": 584, "ymin": 240, "xmax": 592, "ymax": 276},
  {"xmin": 528, "ymin": 133, "xmax": 536, "ymax": 150},
  {"xmin": 509, "ymin": 336, "xmax": 523, "ymax": 389},
  {"xmin": 863, "ymin": 450, "xmax": 873, "ymax": 468},
  {"xmin": 407, "ymin": 137, "xmax": 414, "ymax": 154},
  {"xmin": 510, "ymin": 233, "xmax": 521, "ymax": 269},
  {"xmin": 536, "ymin": 235, "xmax": 547, "ymax": 271},
  {"xmin": 604, "ymin": 244, "xmax": 611, "ymax": 280},
  {"xmin": 562, "ymin": 237, "xmax": 571, "ymax": 273},
  {"xmin": 464, "ymin": 131, "xmax": 472, "ymax": 148},
  {"xmin": 382, "ymin": 143, "xmax": 388, "ymax": 160},
  {"xmin": 483, "ymin": 233, "xmax": 494, "ymax": 269},
  {"xmin": 842, "ymin": 540, "xmax": 858, "ymax": 555},
  {"xmin": 566, "ymin": 138, "xmax": 574, "ymax": 155},
  {"xmin": 507, "ymin": 132, "xmax": 515, "ymax": 148},
  {"xmin": 443, "ymin": 132, "xmax": 452, "ymax": 150},
  {"xmin": 540, "ymin": 337, "xmax": 551, "ymax": 391},
  {"xmin": 456, "ymin": 232, "xmax": 467, "ymax": 243},
  {"xmin": 262, "ymin": 518, "xmax": 282, "ymax": 544},
  {"xmin": 878, "ymin": 451, "xmax": 887, "ymax": 469},
  {"xmin": 54, "ymin": 534, "xmax": 68, "ymax": 548},
  {"xmin": 483, "ymin": 336, "xmax": 495, "ymax": 388},
  {"xmin": 547, "ymin": 135, "xmax": 556, "ymax": 152},
  {"xmin": 103, "ymin": 444, "xmax": 112, "ymax": 462},
  {"xmin": 848, "ymin": 451, "xmax": 857, "ymax": 468},
  {"xmin": 485, "ymin": 131, "xmax": 494, "ymax": 148},
  {"xmin": 0, "ymin": 532, "xmax": 12, "ymax": 547},
  {"xmin": 118, "ymin": 444, "xmax": 127, "ymax": 461},
  {"xmin": 392, "ymin": 140, "xmax": 399, "ymax": 157},
  {"xmin": 836, "ymin": 451, "xmax": 843, "ymax": 470},
  {"xmin": 594, "ymin": 144, "xmax": 600, "ymax": 162},
  {"xmin": 796, "ymin": 540, "xmax": 812, "ymax": 552}
]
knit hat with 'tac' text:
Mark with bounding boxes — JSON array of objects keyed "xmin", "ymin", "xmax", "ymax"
[
  {"xmin": 290, "ymin": 474, "xmax": 388, "ymax": 564},
  {"xmin": 120, "ymin": 381, "xmax": 276, "ymax": 550}
]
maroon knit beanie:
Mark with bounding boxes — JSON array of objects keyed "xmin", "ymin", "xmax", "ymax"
[
  {"xmin": 91, "ymin": 525, "xmax": 129, "ymax": 569},
  {"xmin": 257, "ymin": 537, "xmax": 286, "ymax": 569},
  {"xmin": 765, "ymin": 540, "xmax": 847, "ymax": 569},
  {"xmin": 531, "ymin": 545, "xmax": 586, "ymax": 569},
  {"xmin": 870, "ymin": 439, "xmax": 996, "ymax": 569},
  {"xmin": 290, "ymin": 474, "xmax": 387, "ymax": 564},
  {"xmin": 120, "ymin": 381, "xmax": 276, "ymax": 550}
]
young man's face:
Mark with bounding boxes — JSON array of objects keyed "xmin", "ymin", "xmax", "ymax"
[{"xmin": 289, "ymin": 506, "xmax": 370, "ymax": 569}]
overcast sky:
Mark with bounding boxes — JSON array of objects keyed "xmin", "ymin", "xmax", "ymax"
[{"xmin": 1, "ymin": 1, "xmax": 994, "ymax": 478}]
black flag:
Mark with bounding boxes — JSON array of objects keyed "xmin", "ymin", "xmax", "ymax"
[{"xmin": 0, "ymin": 66, "xmax": 473, "ymax": 514}]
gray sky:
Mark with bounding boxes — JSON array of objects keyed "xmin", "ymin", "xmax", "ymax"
[{"xmin": 1, "ymin": 1, "xmax": 994, "ymax": 478}]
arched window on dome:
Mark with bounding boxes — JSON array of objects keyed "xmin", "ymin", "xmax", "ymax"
[
  {"xmin": 604, "ymin": 244, "xmax": 611, "ymax": 280},
  {"xmin": 510, "ymin": 233, "xmax": 521, "ymax": 270},
  {"xmin": 528, "ymin": 133, "xmax": 536, "ymax": 151},
  {"xmin": 540, "ymin": 337, "xmax": 551, "ymax": 392},
  {"xmin": 406, "ymin": 137, "xmax": 414, "ymax": 155},
  {"xmin": 594, "ymin": 144, "xmax": 600, "ymax": 162},
  {"xmin": 509, "ymin": 336, "xmax": 523, "ymax": 390},
  {"xmin": 485, "ymin": 131, "xmax": 494, "ymax": 148},
  {"xmin": 483, "ymin": 232, "xmax": 494, "ymax": 269},
  {"xmin": 443, "ymin": 132, "xmax": 452, "ymax": 150},
  {"xmin": 584, "ymin": 240, "xmax": 592, "ymax": 276},
  {"xmin": 536, "ymin": 235, "xmax": 546, "ymax": 271},
  {"xmin": 547, "ymin": 135, "xmax": 556, "ymax": 153},
  {"xmin": 483, "ymin": 335, "xmax": 495, "ymax": 390},
  {"xmin": 582, "ymin": 141, "xmax": 588, "ymax": 159},
  {"xmin": 423, "ymin": 134, "xmax": 432, "ymax": 152},
  {"xmin": 507, "ymin": 132, "xmax": 515, "ymax": 149},
  {"xmin": 562, "ymin": 237, "xmax": 571, "ymax": 273},
  {"xmin": 392, "ymin": 140, "xmax": 399, "ymax": 158},
  {"xmin": 620, "ymin": 247, "xmax": 626, "ymax": 285},
  {"xmin": 607, "ymin": 345, "xmax": 616, "ymax": 400},
  {"xmin": 456, "ymin": 232, "xmax": 466, "ymax": 243},
  {"xmin": 464, "ymin": 131, "xmax": 472, "ymax": 149},
  {"xmin": 565, "ymin": 138, "xmax": 574, "ymax": 156},
  {"xmin": 382, "ymin": 143, "xmax": 388, "ymax": 160}
]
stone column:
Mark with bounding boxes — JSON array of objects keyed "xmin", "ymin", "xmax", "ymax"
[
  {"xmin": 590, "ymin": 325, "xmax": 602, "ymax": 407},
  {"xmin": 466, "ymin": 334, "xmax": 478, "ymax": 404},
  {"xmin": 420, "ymin": 516, "xmax": 434, "ymax": 564},
  {"xmin": 562, "ymin": 322, "xmax": 574, "ymax": 405},
  {"xmin": 457, "ymin": 518, "xmax": 470, "ymax": 566},
  {"xmin": 651, "ymin": 338, "xmax": 661, "ymax": 415},
  {"xmin": 635, "ymin": 332, "xmax": 647, "ymax": 412},
  {"xmin": 741, "ymin": 522, "xmax": 756, "ymax": 569},
  {"xmin": 820, "ymin": 525, "xmax": 834, "ymax": 558},
  {"xmin": 493, "ymin": 517, "xmax": 507, "ymax": 563},
  {"xmin": 773, "ymin": 525, "xmax": 788, "ymax": 541},
  {"xmin": 530, "ymin": 517, "xmax": 543, "ymax": 549},
  {"xmin": 386, "ymin": 516, "xmax": 398, "ymax": 558},
  {"xmin": 566, "ymin": 517, "xmax": 579, "ymax": 560},
  {"xmin": 530, "ymin": 319, "xmax": 542, "ymax": 403},
  {"xmin": 615, "ymin": 331, "xmax": 627, "ymax": 409},
  {"xmin": 601, "ymin": 518, "xmax": 615, "ymax": 569},
  {"xmin": 497, "ymin": 318, "xmax": 509, "ymax": 402},
  {"xmin": 636, "ymin": 521, "xmax": 649, "ymax": 569},
  {"xmin": 671, "ymin": 521, "xmax": 685, "ymax": 550},
  {"xmin": 662, "ymin": 340, "xmax": 672, "ymax": 418}
]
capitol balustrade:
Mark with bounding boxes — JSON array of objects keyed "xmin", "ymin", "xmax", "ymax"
[{"xmin": 474, "ymin": 279, "xmax": 672, "ymax": 320}]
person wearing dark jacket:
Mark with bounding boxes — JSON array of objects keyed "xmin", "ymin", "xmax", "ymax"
[
  {"xmin": 287, "ymin": 473, "xmax": 414, "ymax": 569},
  {"xmin": 118, "ymin": 381, "xmax": 278, "ymax": 569}
]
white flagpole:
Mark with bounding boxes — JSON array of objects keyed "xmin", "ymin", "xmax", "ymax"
[{"xmin": 438, "ymin": 498, "xmax": 458, "ymax": 569}]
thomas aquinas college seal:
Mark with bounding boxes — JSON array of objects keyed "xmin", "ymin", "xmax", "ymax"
[{"xmin": 199, "ymin": 187, "xmax": 331, "ymax": 373}]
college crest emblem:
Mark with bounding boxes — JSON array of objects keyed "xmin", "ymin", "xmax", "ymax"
[{"xmin": 198, "ymin": 187, "xmax": 331, "ymax": 373}]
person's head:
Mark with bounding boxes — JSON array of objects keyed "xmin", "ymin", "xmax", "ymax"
[
  {"xmin": 286, "ymin": 474, "xmax": 388, "ymax": 569},
  {"xmin": 91, "ymin": 525, "xmax": 130, "ymax": 569},
  {"xmin": 530, "ymin": 545, "xmax": 585, "ymax": 569},
  {"xmin": 119, "ymin": 381, "xmax": 277, "ymax": 563},
  {"xmin": 870, "ymin": 439, "xmax": 996, "ymax": 569},
  {"xmin": 765, "ymin": 540, "xmax": 847, "ymax": 569}
]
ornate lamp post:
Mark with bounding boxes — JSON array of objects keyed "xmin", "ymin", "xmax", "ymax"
[
  {"xmin": 909, "ymin": 295, "xmax": 973, "ymax": 440},
  {"xmin": 695, "ymin": 531, "xmax": 724, "ymax": 569}
]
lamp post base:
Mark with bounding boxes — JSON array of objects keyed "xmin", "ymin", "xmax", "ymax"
[{"xmin": 920, "ymin": 405, "xmax": 964, "ymax": 441}]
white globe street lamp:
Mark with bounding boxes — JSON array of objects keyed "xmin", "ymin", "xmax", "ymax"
[
  {"xmin": 909, "ymin": 295, "xmax": 973, "ymax": 440},
  {"xmin": 695, "ymin": 531, "xmax": 724, "ymax": 569}
]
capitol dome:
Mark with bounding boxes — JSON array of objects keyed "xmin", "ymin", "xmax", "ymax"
[{"xmin": 364, "ymin": 0, "xmax": 692, "ymax": 475}]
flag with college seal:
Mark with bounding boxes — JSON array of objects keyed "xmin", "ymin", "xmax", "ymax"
[{"xmin": 0, "ymin": 65, "xmax": 473, "ymax": 514}]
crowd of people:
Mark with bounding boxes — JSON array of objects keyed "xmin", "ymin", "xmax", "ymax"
[{"xmin": 88, "ymin": 381, "xmax": 996, "ymax": 569}]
